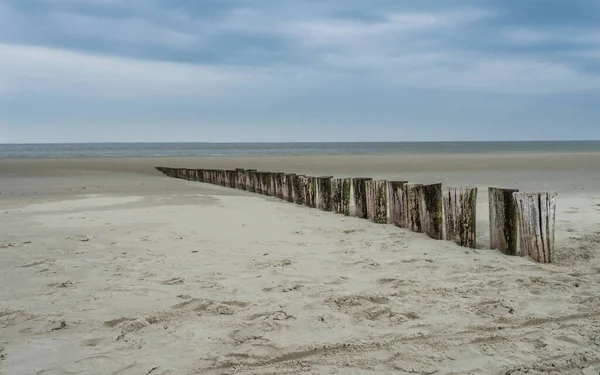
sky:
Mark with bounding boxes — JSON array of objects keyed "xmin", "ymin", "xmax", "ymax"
[{"xmin": 1, "ymin": 0, "xmax": 600, "ymax": 143}]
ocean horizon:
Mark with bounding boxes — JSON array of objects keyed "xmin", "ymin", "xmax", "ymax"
[{"xmin": 1, "ymin": 141, "xmax": 600, "ymax": 158}]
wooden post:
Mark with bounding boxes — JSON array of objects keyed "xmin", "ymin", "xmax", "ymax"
[
  {"xmin": 489, "ymin": 187, "xmax": 519, "ymax": 255},
  {"xmin": 255, "ymin": 172, "xmax": 264, "ymax": 194},
  {"xmin": 352, "ymin": 178, "xmax": 372, "ymax": 218},
  {"xmin": 331, "ymin": 178, "xmax": 344, "ymax": 214},
  {"xmin": 418, "ymin": 183, "xmax": 443, "ymax": 240},
  {"xmin": 317, "ymin": 176, "xmax": 333, "ymax": 211},
  {"xmin": 246, "ymin": 170, "xmax": 257, "ymax": 192},
  {"xmin": 213, "ymin": 169, "xmax": 220, "ymax": 185},
  {"xmin": 403, "ymin": 184, "xmax": 422, "ymax": 232},
  {"xmin": 513, "ymin": 192, "xmax": 557, "ymax": 263},
  {"xmin": 387, "ymin": 181, "xmax": 407, "ymax": 226},
  {"xmin": 221, "ymin": 170, "xmax": 228, "ymax": 187},
  {"xmin": 261, "ymin": 172, "xmax": 271, "ymax": 195},
  {"xmin": 275, "ymin": 172, "xmax": 285, "ymax": 199},
  {"xmin": 366, "ymin": 180, "xmax": 388, "ymax": 224},
  {"xmin": 342, "ymin": 178, "xmax": 352, "ymax": 216},
  {"xmin": 284, "ymin": 173, "xmax": 296, "ymax": 202},
  {"xmin": 305, "ymin": 176, "xmax": 317, "ymax": 208},
  {"xmin": 443, "ymin": 187, "xmax": 478, "ymax": 248},
  {"xmin": 228, "ymin": 170, "xmax": 236, "ymax": 188},
  {"xmin": 235, "ymin": 169, "xmax": 245, "ymax": 190},
  {"xmin": 294, "ymin": 175, "xmax": 306, "ymax": 205}
]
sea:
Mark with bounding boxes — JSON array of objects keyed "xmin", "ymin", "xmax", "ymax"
[{"xmin": 1, "ymin": 141, "xmax": 599, "ymax": 158}]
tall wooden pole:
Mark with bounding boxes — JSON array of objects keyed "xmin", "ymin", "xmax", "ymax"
[
  {"xmin": 419, "ymin": 183, "xmax": 443, "ymax": 240},
  {"xmin": 443, "ymin": 187, "xmax": 478, "ymax": 248},
  {"xmin": 489, "ymin": 187, "xmax": 519, "ymax": 255}
]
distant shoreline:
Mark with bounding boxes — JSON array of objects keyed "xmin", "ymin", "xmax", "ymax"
[{"xmin": 2, "ymin": 141, "xmax": 600, "ymax": 159}]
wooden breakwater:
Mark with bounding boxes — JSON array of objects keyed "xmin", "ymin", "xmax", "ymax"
[{"xmin": 155, "ymin": 167, "xmax": 557, "ymax": 264}]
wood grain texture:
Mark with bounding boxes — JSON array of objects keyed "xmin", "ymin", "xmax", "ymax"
[
  {"xmin": 443, "ymin": 187, "xmax": 477, "ymax": 248},
  {"xmin": 366, "ymin": 180, "xmax": 388, "ymax": 224},
  {"xmin": 305, "ymin": 176, "xmax": 317, "ymax": 208},
  {"xmin": 352, "ymin": 177, "xmax": 372, "ymax": 219},
  {"xmin": 489, "ymin": 187, "xmax": 519, "ymax": 255},
  {"xmin": 402, "ymin": 184, "xmax": 422, "ymax": 232},
  {"xmin": 513, "ymin": 192, "xmax": 557, "ymax": 263},
  {"xmin": 284, "ymin": 173, "xmax": 296, "ymax": 202},
  {"xmin": 273, "ymin": 172, "xmax": 285, "ymax": 199},
  {"xmin": 419, "ymin": 183, "xmax": 443, "ymax": 240},
  {"xmin": 294, "ymin": 175, "xmax": 306, "ymax": 206},
  {"xmin": 331, "ymin": 178, "xmax": 344, "ymax": 214},
  {"xmin": 387, "ymin": 181, "xmax": 407, "ymax": 227},
  {"xmin": 342, "ymin": 178, "xmax": 352, "ymax": 216},
  {"xmin": 317, "ymin": 176, "xmax": 333, "ymax": 211}
]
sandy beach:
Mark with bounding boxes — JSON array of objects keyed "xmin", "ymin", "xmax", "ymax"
[{"xmin": 2, "ymin": 153, "xmax": 600, "ymax": 375}]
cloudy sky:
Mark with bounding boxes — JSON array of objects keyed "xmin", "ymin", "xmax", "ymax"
[{"xmin": 1, "ymin": 0, "xmax": 599, "ymax": 143}]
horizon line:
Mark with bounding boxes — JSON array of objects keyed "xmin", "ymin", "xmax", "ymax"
[{"xmin": 1, "ymin": 140, "xmax": 599, "ymax": 145}]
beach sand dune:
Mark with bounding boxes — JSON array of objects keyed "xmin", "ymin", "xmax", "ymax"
[{"xmin": 1, "ymin": 155, "xmax": 600, "ymax": 374}]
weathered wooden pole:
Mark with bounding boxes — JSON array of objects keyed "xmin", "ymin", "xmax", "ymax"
[
  {"xmin": 352, "ymin": 177, "xmax": 372, "ymax": 218},
  {"xmin": 294, "ymin": 175, "xmax": 306, "ymax": 205},
  {"xmin": 342, "ymin": 178, "xmax": 352, "ymax": 216},
  {"xmin": 211, "ymin": 169, "xmax": 217, "ymax": 185},
  {"xmin": 443, "ymin": 187, "xmax": 478, "ymax": 248},
  {"xmin": 211, "ymin": 169, "xmax": 218, "ymax": 185},
  {"xmin": 331, "ymin": 178, "xmax": 344, "ymax": 214},
  {"xmin": 366, "ymin": 180, "xmax": 388, "ymax": 224},
  {"xmin": 305, "ymin": 176, "xmax": 317, "ymax": 208},
  {"xmin": 513, "ymin": 192, "xmax": 557, "ymax": 263},
  {"xmin": 254, "ymin": 172, "xmax": 263, "ymax": 194},
  {"xmin": 268, "ymin": 172, "xmax": 276, "ymax": 196},
  {"xmin": 418, "ymin": 183, "xmax": 443, "ymax": 240},
  {"xmin": 196, "ymin": 169, "xmax": 204, "ymax": 182},
  {"xmin": 284, "ymin": 173, "xmax": 296, "ymax": 202},
  {"xmin": 402, "ymin": 184, "xmax": 422, "ymax": 232},
  {"xmin": 235, "ymin": 169, "xmax": 245, "ymax": 190},
  {"xmin": 489, "ymin": 187, "xmax": 519, "ymax": 255},
  {"xmin": 258, "ymin": 172, "xmax": 268, "ymax": 195},
  {"xmin": 272, "ymin": 172, "xmax": 282, "ymax": 199},
  {"xmin": 221, "ymin": 170, "xmax": 228, "ymax": 187},
  {"xmin": 387, "ymin": 181, "xmax": 407, "ymax": 226},
  {"xmin": 227, "ymin": 170, "xmax": 236, "ymax": 188},
  {"xmin": 317, "ymin": 176, "xmax": 333, "ymax": 211},
  {"xmin": 246, "ymin": 170, "xmax": 257, "ymax": 192}
]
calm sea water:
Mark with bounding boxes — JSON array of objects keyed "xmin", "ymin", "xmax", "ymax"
[{"xmin": 1, "ymin": 142, "xmax": 599, "ymax": 158}]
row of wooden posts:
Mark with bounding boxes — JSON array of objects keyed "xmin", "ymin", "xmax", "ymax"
[{"xmin": 155, "ymin": 167, "xmax": 557, "ymax": 264}]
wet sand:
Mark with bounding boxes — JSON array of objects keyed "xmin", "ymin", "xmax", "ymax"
[{"xmin": 1, "ymin": 154, "xmax": 600, "ymax": 374}]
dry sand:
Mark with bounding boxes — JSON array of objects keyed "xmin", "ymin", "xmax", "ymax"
[{"xmin": 1, "ymin": 154, "xmax": 600, "ymax": 375}]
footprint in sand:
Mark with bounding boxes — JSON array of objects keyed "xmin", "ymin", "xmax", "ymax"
[
  {"xmin": 262, "ymin": 283, "xmax": 303, "ymax": 293},
  {"xmin": 161, "ymin": 278, "xmax": 184, "ymax": 285}
]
